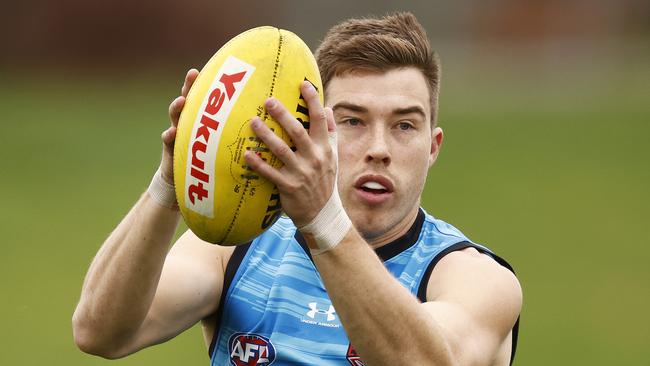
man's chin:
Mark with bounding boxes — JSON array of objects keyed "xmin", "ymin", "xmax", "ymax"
[
  {"xmin": 349, "ymin": 213, "xmax": 389, "ymax": 241},
  {"xmin": 344, "ymin": 197, "xmax": 401, "ymax": 240},
  {"xmin": 346, "ymin": 201, "xmax": 420, "ymax": 247}
]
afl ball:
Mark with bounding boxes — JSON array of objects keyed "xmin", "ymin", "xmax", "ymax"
[{"xmin": 173, "ymin": 26, "xmax": 323, "ymax": 245}]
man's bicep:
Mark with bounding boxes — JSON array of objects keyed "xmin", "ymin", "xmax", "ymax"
[
  {"xmin": 422, "ymin": 248, "xmax": 522, "ymax": 365},
  {"xmin": 122, "ymin": 230, "xmax": 232, "ymax": 355}
]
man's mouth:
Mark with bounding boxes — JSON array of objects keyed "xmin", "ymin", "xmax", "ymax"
[
  {"xmin": 360, "ymin": 181, "xmax": 389, "ymax": 194},
  {"xmin": 354, "ymin": 175, "xmax": 394, "ymax": 204}
]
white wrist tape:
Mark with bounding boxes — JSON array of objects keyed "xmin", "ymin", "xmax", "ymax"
[
  {"xmin": 147, "ymin": 168, "xmax": 177, "ymax": 208},
  {"xmin": 298, "ymin": 128, "xmax": 352, "ymax": 255},
  {"xmin": 299, "ymin": 187, "xmax": 352, "ymax": 255}
]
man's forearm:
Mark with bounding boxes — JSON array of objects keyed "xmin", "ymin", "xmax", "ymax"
[
  {"xmin": 310, "ymin": 229, "xmax": 455, "ymax": 366},
  {"xmin": 72, "ymin": 192, "xmax": 180, "ymax": 355}
]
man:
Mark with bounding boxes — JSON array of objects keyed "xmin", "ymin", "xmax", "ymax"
[{"xmin": 73, "ymin": 12, "xmax": 521, "ymax": 366}]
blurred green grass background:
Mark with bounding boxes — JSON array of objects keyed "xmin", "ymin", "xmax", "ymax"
[{"xmin": 1, "ymin": 10, "xmax": 650, "ymax": 366}]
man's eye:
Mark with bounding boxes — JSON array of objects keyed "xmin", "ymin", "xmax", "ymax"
[
  {"xmin": 398, "ymin": 122, "xmax": 413, "ymax": 131},
  {"xmin": 345, "ymin": 118, "xmax": 361, "ymax": 126}
]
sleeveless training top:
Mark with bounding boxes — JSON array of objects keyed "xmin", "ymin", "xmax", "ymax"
[{"xmin": 209, "ymin": 209, "xmax": 519, "ymax": 365}]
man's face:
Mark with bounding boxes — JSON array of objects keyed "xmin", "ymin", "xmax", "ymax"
[{"xmin": 326, "ymin": 67, "xmax": 443, "ymax": 242}]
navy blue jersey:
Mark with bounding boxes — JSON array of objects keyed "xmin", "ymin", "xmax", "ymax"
[{"xmin": 209, "ymin": 209, "xmax": 519, "ymax": 365}]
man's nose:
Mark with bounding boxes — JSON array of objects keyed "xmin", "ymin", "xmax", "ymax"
[{"xmin": 364, "ymin": 126, "xmax": 391, "ymax": 165}]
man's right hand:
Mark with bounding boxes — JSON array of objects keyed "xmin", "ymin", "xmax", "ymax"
[{"xmin": 160, "ymin": 69, "xmax": 199, "ymax": 185}]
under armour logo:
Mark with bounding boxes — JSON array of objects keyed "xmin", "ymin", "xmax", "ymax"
[{"xmin": 306, "ymin": 302, "xmax": 336, "ymax": 321}]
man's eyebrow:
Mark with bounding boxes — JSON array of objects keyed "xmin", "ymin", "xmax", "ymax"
[
  {"xmin": 332, "ymin": 102, "xmax": 426, "ymax": 119},
  {"xmin": 393, "ymin": 106, "xmax": 426, "ymax": 119},
  {"xmin": 331, "ymin": 102, "xmax": 368, "ymax": 113}
]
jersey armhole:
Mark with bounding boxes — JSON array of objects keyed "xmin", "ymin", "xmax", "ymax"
[
  {"xmin": 416, "ymin": 240, "xmax": 520, "ymax": 366},
  {"xmin": 207, "ymin": 242, "xmax": 252, "ymax": 357}
]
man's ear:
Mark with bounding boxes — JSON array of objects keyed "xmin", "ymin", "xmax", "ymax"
[{"xmin": 429, "ymin": 127, "xmax": 444, "ymax": 167}]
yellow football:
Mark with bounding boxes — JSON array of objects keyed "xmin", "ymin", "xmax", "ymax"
[{"xmin": 173, "ymin": 26, "xmax": 323, "ymax": 245}]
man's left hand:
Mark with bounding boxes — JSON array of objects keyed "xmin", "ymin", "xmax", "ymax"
[{"xmin": 244, "ymin": 81, "xmax": 337, "ymax": 228}]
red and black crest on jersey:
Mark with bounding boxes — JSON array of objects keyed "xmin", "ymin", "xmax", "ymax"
[{"xmin": 346, "ymin": 343, "xmax": 365, "ymax": 366}]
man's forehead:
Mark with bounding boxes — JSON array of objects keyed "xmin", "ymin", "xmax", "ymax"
[{"xmin": 324, "ymin": 68, "xmax": 431, "ymax": 118}]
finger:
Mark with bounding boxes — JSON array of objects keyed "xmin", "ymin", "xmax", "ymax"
[
  {"xmin": 324, "ymin": 107, "xmax": 338, "ymax": 158},
  {"xmin": 181, "ymin": 69, "xmax": 200, "ymax": 97},
  {"xmin": 324, "ymin": 107, "xmax": 335, "ymax": 133},
  {"xmin": 162, "ymin": 126, "xmax": 177, "ymax": 146},
  {"xmin": 301, "ymin": 81, "xmax": 328, "ymax": 143},
  {"xmin": 160, "ymin": 126, "xmax": 176, "ymax": 181},
  {"xmin": 250, "ymin": 117, "xmax": 298, "ymax": 167},
  {"xmin": 169, "ymin": 96, "xmax": 185, "ymax": 127},
  {"xmin": 265, "ymin": 97, "xmax": 312, "ymax": 154},
  {"xmin": 244, "ymin": 149, "xmax": 288, "ymax": 188}
]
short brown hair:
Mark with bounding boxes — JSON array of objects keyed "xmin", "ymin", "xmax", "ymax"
[{"xmin": 315, "ymin": 12, "xmax": 441, "ymax": 126}]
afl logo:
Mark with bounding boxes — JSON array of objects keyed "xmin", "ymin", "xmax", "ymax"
[{"xmin": 229, "ymin": 333, "xmax": 276, "ymax": 366}]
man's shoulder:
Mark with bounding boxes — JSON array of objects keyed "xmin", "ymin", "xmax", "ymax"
[
  {"xmin": 420, "ymin": 211, "xmax": 520, "ymax": 310},
  {"xmin": 427, "ymin": 246, "xmax": 522, "ymax": 319}
]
